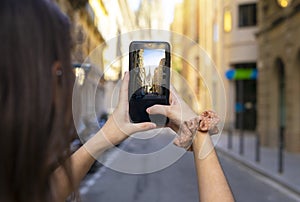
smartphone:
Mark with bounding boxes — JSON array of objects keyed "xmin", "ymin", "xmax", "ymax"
[{"xmin": 128, "ymin": 41, "xmax": 171, "ymax": 126}]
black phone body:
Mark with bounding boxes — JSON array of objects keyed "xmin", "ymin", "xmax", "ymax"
[{"xmin": 128, "ymin": 41, "xmax": 171, "ymax": 125}]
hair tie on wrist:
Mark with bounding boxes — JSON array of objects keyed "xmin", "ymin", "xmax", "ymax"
[
  {"xmin": 198, "ymin": 110, "xmax": 220, "ymax": 135},
  {"xmin": 173, "ymin": 110, "xmax": 220, "ymax": 150}
]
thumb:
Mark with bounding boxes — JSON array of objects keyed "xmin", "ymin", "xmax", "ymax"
[
  {"xmin": 131, "ymin": 122, "xmax": 157, "ymax": 133},
  {"xmin": 146, "ymin": 104, "xmax": 170, "ymax": 117},
  {"xmin": 118, "ymin": 71, "xmax": 129, "ymax": 105}
]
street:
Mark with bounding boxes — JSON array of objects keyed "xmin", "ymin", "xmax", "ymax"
[{"xmin": 79, "ymin": 131, "xmax": 299, "ymax": 202}]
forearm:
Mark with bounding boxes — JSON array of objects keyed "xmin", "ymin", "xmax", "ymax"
[
  {"xmin": 52, "ymin": 146, "xmax": 94, "ymax": 201},
  {"xmin": 52, "ymin": 128, "xmax": 114, "ymax": 201},
  {"xmin": 193, "ymin": 132, "xmax": 234, "ymax": 202},
  {"xmin": 51, "ymin": 71, "xmax": 156, "ymax": 201}
]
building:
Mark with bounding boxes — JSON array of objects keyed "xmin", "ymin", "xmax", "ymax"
[
  {"xmin": 171, "ymin": 0, "xmax": 202, "ymax": 112},
  {"xmin": 55, "ymin": 0, "xmax": 107, "ymax": 140},
  {"xmin": 171, "ymin": 0, "xmax": 259, "ymax": 131},
  {"xmin": 222, "ymin": 0, "xmax": 258, "ymax": 131},
  {"xmin": 171, "ymin": 0, "xmax": 226, "ymax": 116},
  {"xmin": 198, "ymin": 0, "xmax": 224, "ymax": 117},
  {"xmin": 256, "ymin": 0, "xmax": 300, "ymax": 152},
  {"xmin": 153, "ymin": 59, "xmax": 167, "ymax": 94},
  {"xmin": 55, "ymin": 0, "xmax": 105, "ymax": 63}
]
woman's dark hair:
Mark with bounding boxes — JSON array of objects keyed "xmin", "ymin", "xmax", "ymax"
[{"xmin": 0, "ymin": 0, "xmax": 75, "ymax": 201}]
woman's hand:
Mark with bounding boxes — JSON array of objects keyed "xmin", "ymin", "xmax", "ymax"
[
  {"xmin": 101, "ymin": 72, "xmax": 156, "ymax": 146},
  {"xmin": 146, "ymin": 85, "xmax": 197, "ymax": 132},
  {"xmin": 146, "ymin": 86, "xmax": 198, "ymax": 151}
]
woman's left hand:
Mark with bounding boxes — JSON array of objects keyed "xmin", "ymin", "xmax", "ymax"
[{"xmin": 101, "ymin": 72, "xmax": 156, "ymax": 146}]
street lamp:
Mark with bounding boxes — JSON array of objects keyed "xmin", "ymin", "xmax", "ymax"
[
  {"xmin": 277, "ymin": 0, "xmax": 292, "ymax": 8},
  {"xmin": 73, "ymin": 63, "xmax": 91, "ymax": 86},
  {"xmin": 104, "ymin": 65, "xmax": 120, "ymax": 81}
]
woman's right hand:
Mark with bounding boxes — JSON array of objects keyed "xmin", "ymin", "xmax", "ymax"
[
  {"xmin": 101, "ymin": 72, "xmax": 156, "ymax": 146},
  {"xmin": 146, "ymin": 86, "xmax": 197, "ymax": 132}
]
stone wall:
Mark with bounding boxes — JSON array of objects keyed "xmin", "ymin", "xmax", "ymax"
[{"xmin": 257, "ymin": 0, "xmax": 300, "ymax": 152}]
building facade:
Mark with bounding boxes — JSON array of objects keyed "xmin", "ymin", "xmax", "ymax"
[
  {"xmin": 171, "ymin": 0, "xmax": 215, "ymax": 113},
  {"xmin": 171, "ymin": 0, "xmax": 259, "ymax": 131},
  {"xmin": 55, "ymin": 0, "xmax": 104, "ymax": 63},
  {"xmin": 257, "ymin": 0, "xmax": 300, "ymax": 152},
  {"xmin": 222, "ymin": 0, "xmax": 258, "ymax": 131},
  {"xmin": 55, "ymin": 0, "xmax": 107, "ymax": 140}
]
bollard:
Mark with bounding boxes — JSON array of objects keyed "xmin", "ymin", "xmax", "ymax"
[
  {"xmin": 278, "ymin": 126, "xmax": 285, "ymax": 173},
  {"xmin": 239, "ymin": 127, "xmax": 244, "ymax": 155},
  {"xmin": 238, "ymin": 81, "xmax": 244, "ymax": 155},
  {"xmin": 228, "ymin": 124, "xmax": 233, "ymax": 149},
  {"xmin": 255, "ymin": 130, "xmax": 260, "ymax": 162}
]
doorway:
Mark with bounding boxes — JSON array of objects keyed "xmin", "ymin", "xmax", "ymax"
[{"xmin": 234, "ymin": 63, "xmax": 257, "ymax": 131}]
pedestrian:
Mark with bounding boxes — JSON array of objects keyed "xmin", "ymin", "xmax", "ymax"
[{"xmin": 0, "ymin": 0, "xmax": 234, "ymax": 201}]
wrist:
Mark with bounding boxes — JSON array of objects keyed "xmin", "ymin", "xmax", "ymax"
[
  {"xmin": 83, "ymin": 116, "xmax": 129, "ymax": 158},
  {"xmin": 101, "ymin": 116, "xmax": 127, "ymax": 145},
  {"xmin": 173, "ymin": 110, "xmax": 220, "ymax": 150},
  {"xmin": 192, "ymin": 132, "xmax": 215, "ymax": 159},
  {"xmin": 192, "ymin": 131, "xmax": 210, "ymax": 150},
  {"xmin": 83, "ymin": 129, "xmax": 112, "ymax": 158}
]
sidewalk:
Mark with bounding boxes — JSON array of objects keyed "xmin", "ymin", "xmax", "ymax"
[{"xmin": 216, "ymin": 132, "xmax": 300, "ymax": 197}]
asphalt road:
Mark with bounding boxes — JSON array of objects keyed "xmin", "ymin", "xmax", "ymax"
[{"xmin": 80, "ymin": 129, "xmax": 299, "ymax": 202}]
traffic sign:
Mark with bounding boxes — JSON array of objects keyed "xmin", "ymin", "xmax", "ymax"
[{"xmin": 225, "ymin": 68, "xmax": 257, "ymax": 80}]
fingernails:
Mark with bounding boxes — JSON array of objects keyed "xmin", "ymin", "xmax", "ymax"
[
  {"xmin": 123, "ymin": 71, "xmax": 129, "ymax": 80},
  {"xmin": 150, "ymin": 123, "xmax": 157, "ymax": 128},
  {"xmin": 146, "ymin": 108, "xmax": 151, "ymax": 113}
]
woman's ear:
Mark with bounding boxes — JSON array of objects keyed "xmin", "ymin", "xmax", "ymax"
[
  {"xmin": 51, "ymin": 61, "xmax": 64, "ymax": 111},
  {"xmin": 52, "ymin": 61, "xmax": 63, "ymax": 86}
]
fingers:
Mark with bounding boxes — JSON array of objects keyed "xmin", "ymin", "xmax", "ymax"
[
  {"xmin": 169, "ymin": 85, "xmax": 179, "ymax": 96},
  {"xmin": 119, "ymin": 71, "xmax": 129, "ymax": 104},
  {"xmin": 146, "ymin": 104, "xmax": 170, "ymax": 117}
]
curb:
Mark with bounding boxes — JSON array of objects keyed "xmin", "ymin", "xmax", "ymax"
[{"xmin": 216, "ymin": 146, "xmax": 300, "ymax": 198}]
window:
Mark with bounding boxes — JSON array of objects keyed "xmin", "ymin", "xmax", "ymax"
[
  {"xmin": 224, "ymin": 7, "xmax": 232, "ymax": 32},
  {"xmin": 238, "ymin": 3, "xmax": 257, "ymax": 27}
]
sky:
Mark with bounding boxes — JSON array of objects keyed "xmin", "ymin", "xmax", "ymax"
[
  {"xmin": 143, "ymin": 49, "xmax": 165, "ymax": 76},
  {"xmin": 127, "ymin": 0, "xmax": 183, "ymax": 26}
]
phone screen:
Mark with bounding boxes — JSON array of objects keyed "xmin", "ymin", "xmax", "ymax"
[{"xmin": 129, "ymin": 42, "xmax": 170, "ymax": 124}]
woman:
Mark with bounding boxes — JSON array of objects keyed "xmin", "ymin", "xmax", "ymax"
[{"xmin": 0, "ymin": 0, "xmax": 234, "ymax": 201}]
